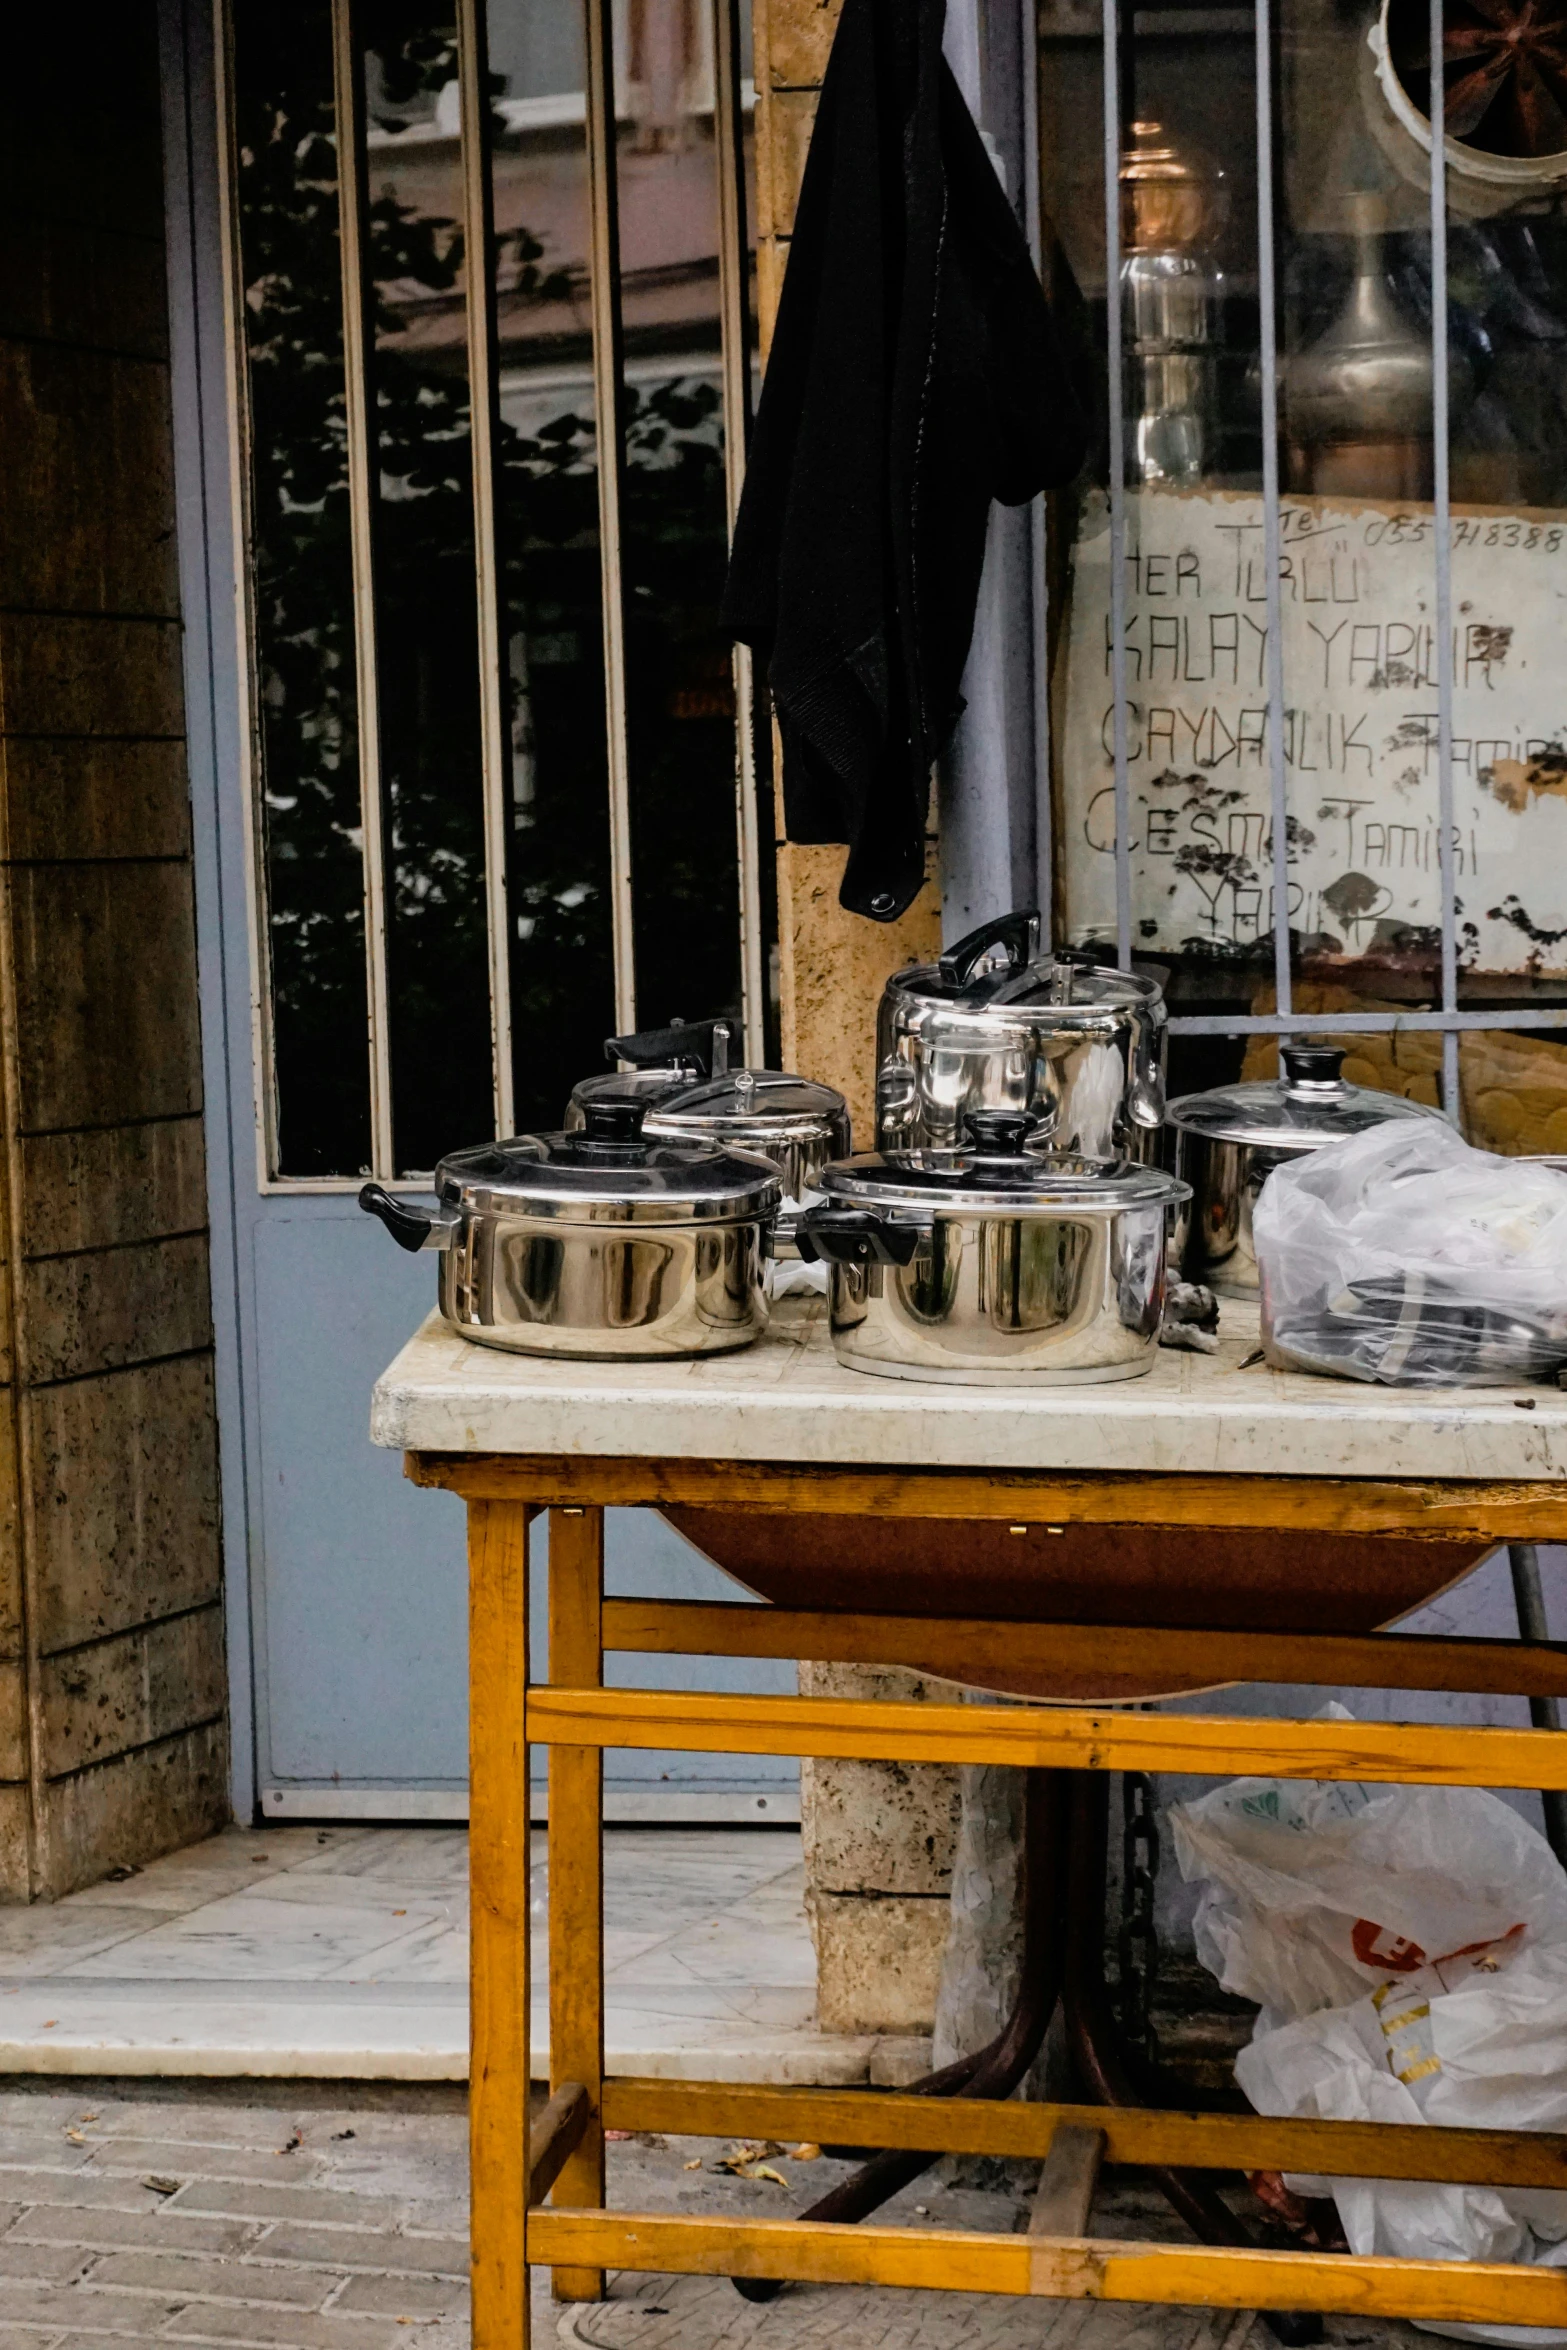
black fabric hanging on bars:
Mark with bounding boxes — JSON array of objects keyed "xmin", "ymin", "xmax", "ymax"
[{"xmin": 720, "ymin": 0, "xmax": 1087, "ymax": 923}]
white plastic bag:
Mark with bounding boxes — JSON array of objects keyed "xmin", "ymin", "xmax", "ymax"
[
  {"xmin": 1254, "ymin": 1120, "xmax": 1567, "ymax": 1386},
  {"xmin": 1172, "ymin": 1743, "xmax": 1567, "ymax": 2342}
]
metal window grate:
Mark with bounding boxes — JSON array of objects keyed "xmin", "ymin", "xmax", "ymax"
[
  {"xmin": 220, "ymin": 0, "xmax": 765, "ymax": 1187},
  {"xmin": 1083, "ymin": 0, "xmax": 1567, "ymax": 1119}
]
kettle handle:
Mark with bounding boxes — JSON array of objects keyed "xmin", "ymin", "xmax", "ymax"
[
  {"xmin": 797, "ymin": 1207, "xmax": 925, "ymax": 1268},
  {"xmin": 604, "ymin": 1017, "xmax": 734, "ymax": 1077},
  {"xmin": 938, "ymin": 910, "xmax": 1040, "ymax": 990},
  {"xmin": 359, "ymin": 1184, "xmax": 462, "ymax": 1253}
]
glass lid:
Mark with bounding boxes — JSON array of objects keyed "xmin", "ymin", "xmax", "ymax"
[
  {"xmin": 1166, "ymin": 1042, "xmax": 1448, "ymax": 1150},
  {"xmin": 820, "ymin": 1111, "xmax": 1188, "ymax": 1213},
  {"xmin": 436, "ymin": 1101, "xmax": 781, "ymax": 1223}
]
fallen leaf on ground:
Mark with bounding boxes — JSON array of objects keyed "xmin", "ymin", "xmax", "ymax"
[
  {"xmin": 683, "ymin": 2159, "xmax": 702, "ymax": 2172},
  {"xmin": 789, "ymin": 2143, "xmax": 821, "ymax": 2162},
  {"xmin": 143, "ymin": 2176, "xmax": 181, "ymax": 2196},
  {"xmin": 39, "ymin": 2021, "xmax": 55, "ymax": 2030},
  {"xmin": 330, "ymin": 2129, "xmax": 356, "ymax": 2142},
  {"xmin": 392, "ymin": 1909, "xmax": 406, "ymax": 1917},
  {"xmin": 710, "ymin": 2141, "xmax": 791, "ymax": 2181},
  {"xmin": 278, "ymin": 2129, "xmax": 303, "ymax": 2155}
]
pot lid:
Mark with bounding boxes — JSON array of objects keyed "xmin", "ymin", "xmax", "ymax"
[
  {"xmin": 820, "ymin": 1110, "xmax": 1188, "ymax": 1214},
  {"xmin": 889, "ymin": 911, "xmax": 1165, "ymax": 1022},
  {"xmin": 1166, "ymin": 1041, "xmax": 1448, "ymax": 1150},
  {"xmin": 574, "ymin": 1066, "xmax": 845, "ymax": 1140},
  {"xmin": 436, "ymin": 1100, "xmax": 781, "ymax": 1225}
]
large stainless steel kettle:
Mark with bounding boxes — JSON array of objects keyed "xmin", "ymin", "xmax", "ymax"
[{"xmin": 875, "ymin": 911, "xmax": 1167, "ymax": 1160}]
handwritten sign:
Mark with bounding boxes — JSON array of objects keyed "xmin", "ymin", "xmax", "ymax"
[{"xmin": 1060, "ymin": 488, "xmax": 1567, "ymax": 969}]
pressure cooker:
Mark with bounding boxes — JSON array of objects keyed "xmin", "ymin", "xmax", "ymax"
[
  {"xmin": 874, "ymin": 911, "xmax": 1167, "ymax": 1160},
  {"xmin": 1166, "ymin": 1040, "xmax": 1447, "ymax": 1297},
  {"xmin": 359, "ymin": 1098, "xmax": 781, "ymax": 1359},
  {"xmin": 797, "ymin": 1109, "xmax": 1189, "ymax": 1385},
  {"xmin": 566, "ymin": 1019, "xmax": 850, "ymax": 1250}
]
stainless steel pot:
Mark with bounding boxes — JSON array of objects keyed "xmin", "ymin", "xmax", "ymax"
[
  {"xmin": 875, "ymin": 911, "xmax": 1167, "ymax": 1161},
  {"xmin": 1167, "ymin": 1041, "xmax": 1446, "ymax": 1298},
  {"xmin": 568, "ymin": 1027, "xmax": 848, "ymax": 1254},
  {"xmin": 798, "ymin": 1108, "xmax": 1189, "ymax": 1385},
  {"xmin": 359, "ymin": 1098, "xmax": 781, "ymax": 1359}
]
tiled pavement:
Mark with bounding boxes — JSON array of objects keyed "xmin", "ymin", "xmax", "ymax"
[
  {"xmin": 0, "ymin": 2087, "xmax": 1441, "ymax": 2350},
  {"xmin": 0, "ymin": 1827, "xmax": 879, "ymax": 2083},
  {"xmin": 0, "ymin": 2083, "xmax": 470, "ymax": 2348}
]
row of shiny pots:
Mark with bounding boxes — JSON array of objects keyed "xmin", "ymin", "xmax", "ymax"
[
  {"xmin": 359, "ymin": 909, "xmax": 1443, "ymax": 1382},
  {"xmin": 362, "ymin": 1092, "xmax": 1188, "ymax": 1386}
]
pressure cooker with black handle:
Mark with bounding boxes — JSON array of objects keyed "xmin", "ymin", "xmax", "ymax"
[{"xmin": 874, "ymin": 910, "xmax": 1167, "ymax": 1161}]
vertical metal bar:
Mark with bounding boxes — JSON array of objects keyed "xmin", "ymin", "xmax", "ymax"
[
  {"xmin": 1100, "ymin": 0, "xmax": 1132, "ymax": 971},
  {"xmin": 330, "ymin": 0, "xmax": 395, "ymax": 1178},
  {"xmin": 1254, "ymin": 0, "xmax": 1291, "ymax": 1020},
  {"xmin": 583, "ymin": 0, "xmax": 637, "ymax": 1033},
  {"xmin": 456, "ymin": 0, "xmax": 516, "ymax": 1139},
  {"xmin": 1507, "ymin": 1544, "xmax": 1567, "ymax": 1868},
  {"xmin": 1023, "ymin": 0, "xmax": 1053, "ymax": 938},
  {"xmin": 710, "ymin": 0, "xmax": 765, "ymax": 1066},
  {"xmin": 1428, "ymin": 0, "xmax": 1459, "ymax": 1121}
]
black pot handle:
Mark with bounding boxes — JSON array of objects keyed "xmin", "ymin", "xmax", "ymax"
[
  {"xmin": 937, "ymin": 910, "xmax": 1040, "ymax": 990},
  {"xmin": 797, "ymin": 1207, "xmax": 924, "ymax": 1268},
  {"xmin": 604, "ymin": 1016, "xmax": 735, "ymax": 1077},
  {"xmin": 359, "ymin": 1184, "xmax": 462, "ymax": 1253}
]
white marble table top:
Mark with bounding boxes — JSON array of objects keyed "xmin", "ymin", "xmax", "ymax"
[{"xmin": 370, "ymin": 1298, "xmax": 1567, "ymax": 1482}]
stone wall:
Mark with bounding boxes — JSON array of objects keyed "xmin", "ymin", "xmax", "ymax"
[{"xmin": 0, "ymin": 4, "xmax": 228, "ymax": 1897}]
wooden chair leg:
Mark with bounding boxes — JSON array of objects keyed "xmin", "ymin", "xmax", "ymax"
[
  {"xmin": 548, "ymin": 1505, "xmax": 606, "ymax": 2302},
  {"xmin": 469, "ymin": 1498, "xmax": 534, "ymax": 2350}
]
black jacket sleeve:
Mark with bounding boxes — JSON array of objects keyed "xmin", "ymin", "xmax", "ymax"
[{"xmin": 721, "ymin": 0, "xmax": 1087, "ymax": 921}]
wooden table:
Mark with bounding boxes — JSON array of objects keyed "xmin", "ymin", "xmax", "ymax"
[{"xmin": 373, "ymin": 1297, "xmax": 1567, "ymax": 2348}]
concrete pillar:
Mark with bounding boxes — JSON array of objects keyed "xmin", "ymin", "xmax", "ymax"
[{"xmin": 801, "ymin": 1665, "xmax": 961, "ymax": 2035}]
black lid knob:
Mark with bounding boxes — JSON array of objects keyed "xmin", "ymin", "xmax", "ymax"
[
  {"xmin": 574, "ymin": 1097, "xmax": 650, "ymax": 1163},
  {"xmin": 1281, "ymin": 1042, "xmax": 1346, "ymax": 1087},
  {"xmin": 962, "ymin": 1109, "xmax": 1034, "ymax": 1156}
]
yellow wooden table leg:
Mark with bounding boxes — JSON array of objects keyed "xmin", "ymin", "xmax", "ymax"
[
  {"xmin": 548, "ymin": 1505, "xmax": 606, "ymax": 2302},
  {"xmin": 469, "ymin": 1497, "xmax": 534, "ymax": 2350}
]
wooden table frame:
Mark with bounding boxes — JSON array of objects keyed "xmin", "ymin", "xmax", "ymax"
[{"xmin": 413, "ymin": 1450, "xmax": 1567, "ymax": 2349}]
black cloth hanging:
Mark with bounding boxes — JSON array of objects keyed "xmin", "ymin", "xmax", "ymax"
[{"xmin": 720, "ymin": 0, "xmax": 1087, "ymax": 922}]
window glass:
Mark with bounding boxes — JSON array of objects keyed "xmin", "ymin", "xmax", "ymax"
[
  {"xmin": 487, "ymin": 0, "xmax": 617, "ymax": 1128},
  {"xmin": 361, "ymin": 0, "xmax": 495, "ymax": 1174},
  {"xmin": 618, "ymin": 0, "xmax": 752, "ymax": 1035},
  {"xmin": 232, "ymin": 0, "xmax": 372, "ymax": 1178}
]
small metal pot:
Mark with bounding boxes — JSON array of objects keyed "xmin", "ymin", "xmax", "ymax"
[
  {"xmin": 875, "ymin": 910, "xmax": 1167, "ymax": 1161},
  {"xmin": 566, "ymin": 1022, "xmax": 850, "ymax": 1253},
  {"xmin": 359, "ymin": 1099, "xmax": 781, "ymax": 1359},
  {"xmin": 798, "ymin": 1109, "xmax": 1189, "ymax": 1385},
  {"xmin": 1167, "ymin": 1041, "xmax": 1446, "ymax": 1298}
]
